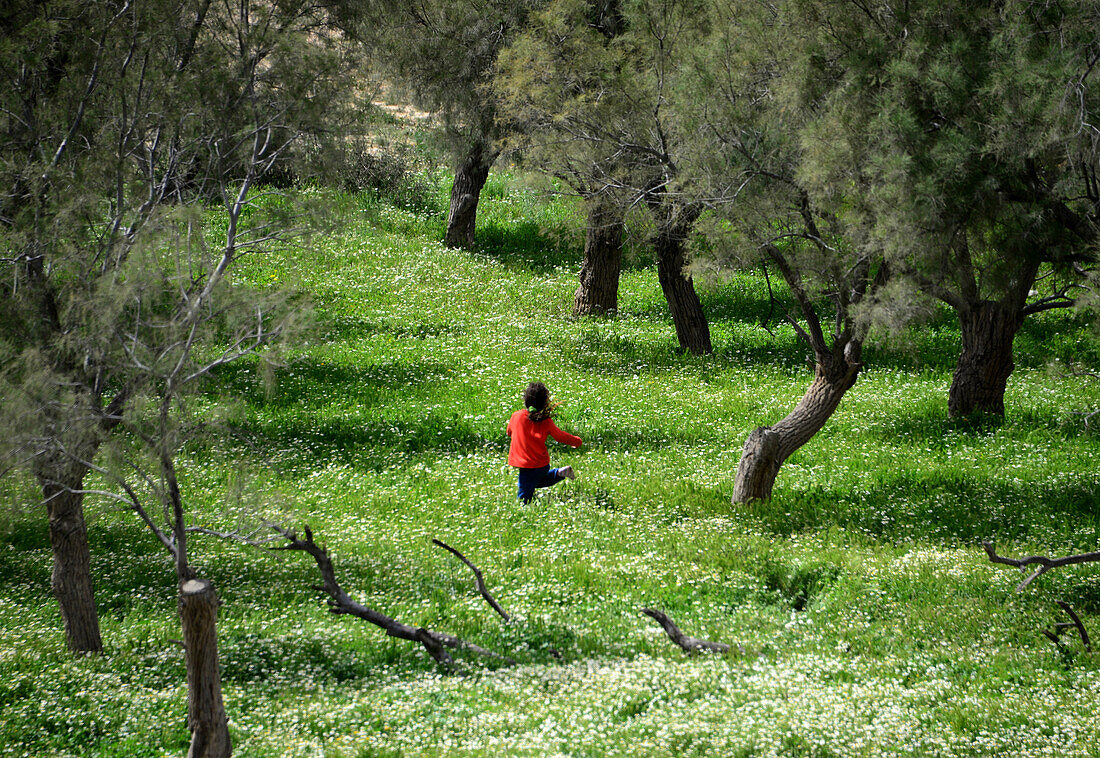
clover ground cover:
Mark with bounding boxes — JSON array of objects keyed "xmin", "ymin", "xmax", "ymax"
[{"xmin": 2, "ymin": 177, "xmax": 1100, "ymax": 757}]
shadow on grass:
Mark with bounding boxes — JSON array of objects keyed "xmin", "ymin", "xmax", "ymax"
[
  {"xmin": 211, "ymin": 356, "xmax": 453, "ymax": 410},
  {"xmin": 475, "ymin": 219, "xmax": 582, "ymax": 274},
  {"xmin": 250, "ymin": 414, "xmax": 501, "ymax": 472},
  {"xmin": 861, "ymin": 402, "xmax": 1094, "ymax": 446},
  {"xmin": 744, "ymin": 472, "xmax": 1100, "ymax": 547},
  {"xmin": 315, "ymin": 309, "xmax": 466, "ymax": 343},
  {"xmin": 1015, "ymin": 310, "xmax": 1100, "ymax": 369}
]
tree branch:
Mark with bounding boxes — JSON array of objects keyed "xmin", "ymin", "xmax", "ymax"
[
  {"xmin": 432, "ymin": 539, "xmax": 510, "ymax": 622},
  {"xmin": 641, "ymin": 608, "xmax": 739, "ymax": 654},
  {"xmin": 763, "ymin": 242, "xmax": 827, "ymax": 354},
  {"xmin": 1056, "ymin": 600, "xmax": 1092, "ymax": 652},
  {"xmin": 272, "ymin": 524, "xmax": 514, "ymax": 667},
  {"xmin": 983, "ymin": 540, "xmax": 1100, "ymax": 592}
]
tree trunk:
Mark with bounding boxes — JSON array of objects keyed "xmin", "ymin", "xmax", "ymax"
[
  {"xmin": 180, "ymin": 578, "xmax": 231, "ymax": 758},
  {"xmin": 733, "ymin": 343, "xmax": 861, "ymax": 502},
  {"xmin": 574, "ymin": 196, "xmax": 624, "ymax": 316},
  {"xmin": 654, "ymin": 213, "xmax": 711, "ymax": 355},
  {"xmin": 443, "ymin": 144, "xmax": 493, "ymax": 249},
  {"xmin": 40, "ymin": 476, "xmax": 103, "ymax": 653},
  {"xmin": 948, "ymin": 301, "xmax": 1024, "ymax": 417}
]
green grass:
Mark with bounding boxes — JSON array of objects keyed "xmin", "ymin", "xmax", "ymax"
[{"xmin": 3, "ymin": 174, "xmax": 1100, "ymax": 757}]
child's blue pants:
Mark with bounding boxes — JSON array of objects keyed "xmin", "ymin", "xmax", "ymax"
[{"xmin": 516, "ymin": 466, "xmax": 566, "ymax": 502}]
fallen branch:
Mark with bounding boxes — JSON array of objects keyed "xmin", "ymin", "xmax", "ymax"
[
  {"xmin": 982, "ymin": 541, "xmax": 1100, "ymax": 592},
  {"xmin": 1054, "ymin": 600, "xmax": 1092, "ymax": 652},
  {"xmin": 272, "ymin": 524, "xmax": 515, "ymax": 667},
  {"xmin": 641, "ymin": 608, "xmax": 739, "ymax": 655},
  {"xmin": 433, "ymin": 538, "xmax": 510, "ymax": 622}
]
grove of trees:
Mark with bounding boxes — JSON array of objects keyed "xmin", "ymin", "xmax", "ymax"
[{"xmin": 2, "ymin": 0, "xmax": 1098, "ymax": 754}]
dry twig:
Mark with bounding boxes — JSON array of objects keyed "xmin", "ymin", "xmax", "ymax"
[
  {"xmin": 982, "ymin": 541, "xmax": 1100, "ymax": 593},
  {"xmin": 272, "ymin": 524, "xmax": 515, "ymax": 667},
  {"xmin": 641, "ymin": 608, "xmax": 739, "ymax": 655},
  {"xmin": 433, "ymin": 539, "xmax": 510, "ymax": 622},
  {"xmin": 1053, "ymin": 600, "xmax": 1093, "ymax": 652}
]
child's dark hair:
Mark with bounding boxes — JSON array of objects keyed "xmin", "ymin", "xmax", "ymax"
[{"xmin": 524, "ymin": 382, "xmax": 553, "ymax": 422}]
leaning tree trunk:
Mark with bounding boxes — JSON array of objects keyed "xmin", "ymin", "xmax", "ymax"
[
  {"xmin": 443, "ymin": 143, "xmax": 494, "ymax": 249},
  {"xmin": 948, "ymin": 300, "xmax": 1024, "ymax": 418},
  {"xmin": 655, "ymin": 215, "xmax": 711, "ymax": 355},
  {"xmin": 733, "ymin": 342, "xmax": 862, "ymax": 502},
  {"xmin": 180, "ymin": 577, "xmax": 231, "ymax": 758},
  {"xmin": 574, "ymin": 196, "xmax": 624, "ymax": 316}
]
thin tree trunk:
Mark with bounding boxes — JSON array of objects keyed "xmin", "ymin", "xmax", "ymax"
[
  {"xmin": 948, "ymin": 300, "xmax": 1024, "ymax": 417},
  {"xmin": 443, "ymin": 143, "xmax": 493, "ymax": 249},
  {"xmin": 733, "ymin": 342, "xmax": 861, "ymax": 502},
  {"xmin": 180, "ymin": 578, "xmax": 231, "ymax": 758},
  {"xmin": 574, "ymin": 196, "xmax": 624, "ymax": 315},
  {"xmin": 40, "ymin": 474, "xmax": 103, "ymax": 653},
  {"xmin": 654, "ymin": 210, "xmax": 711, "ymax": 355}
]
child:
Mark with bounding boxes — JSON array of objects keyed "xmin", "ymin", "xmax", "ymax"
[{"xmin": 506, "ymin": 381, "xmax": 582, "ymax": 502}]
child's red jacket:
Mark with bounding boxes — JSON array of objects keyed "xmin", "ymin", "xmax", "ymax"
[{"xmin": 506, "ymin": 409, "xmax": 582, "ymax": 468}]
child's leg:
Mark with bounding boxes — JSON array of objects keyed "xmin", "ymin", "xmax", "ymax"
[
  {"xmin": 517, "ymin": 466, "xmax": 571, "ymax": 501},
  {"xmin": 517, "ymin": 467, "xmax": 545, "ymax": 501}
]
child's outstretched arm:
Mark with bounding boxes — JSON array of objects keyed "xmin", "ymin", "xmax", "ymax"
[{"xmin": 548, "ymin": 421, "xmax": 582, "ymax": 448}]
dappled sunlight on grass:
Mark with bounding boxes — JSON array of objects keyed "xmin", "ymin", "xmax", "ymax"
[{"xmin": 5, "ymin": 178, "xmax": 1100, "ymax": 757}]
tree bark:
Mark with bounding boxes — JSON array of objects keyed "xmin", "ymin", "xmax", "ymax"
[
  {"xmin": 180, "ymin": 578, "xmax": 231, "ymax": 758},
  {"xmin": 40, "ymin": 474, "xmax": 103, "ymax": 653},
  {"xmin": 948, "ymin": 300, "xmax": 1024, "ymax": 417},
  {"xmin": 733, "ymin": 342, "xmax": 862, "ymax": 502},
  {"xmin": 443, "ymin": 143, "xmax": 494, "ymax": 249},
  {"xmin": 574, "ymin": 196, "xmax": 624, "ymax": 316},
  {"xmin": 654, "ymin": 208, "xmax": 711, "ymax": 355}
]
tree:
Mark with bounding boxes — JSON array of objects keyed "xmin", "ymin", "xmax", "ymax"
[
  {"xmin": 348, "ymin": 0, "xmax": 544, "ymax": 249},
  {"xmin": 84, "ymin": 176, "xmax": 295, "ymax": 758},
  {"xmin": 787, "ymin": 0, "xmax": 1100, "ymax": 417},
  {"xmin": 495, "ymin": 0, "xmax": 631, "ymax": 316},
  {"xmin": 497, "ymin": 0, "xmax": 714, "ymax": 352},
  {"xmin": 0, "ymin": 0, "xmax": 354, "ymax": 656},
  {"xmin": 671, "ymin": 0, "xmax": 889, "ymax": 500},
  {"xmin": 696, "ymin": 0, "xmax": 1098, "ymax": 499}
]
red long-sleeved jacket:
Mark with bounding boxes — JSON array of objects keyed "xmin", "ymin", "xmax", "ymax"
[{"xmin": 506, "ymin": 409, "xmax": 582, "ymax": 468}]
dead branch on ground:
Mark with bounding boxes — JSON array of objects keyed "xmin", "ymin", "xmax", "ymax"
[
  {"xmin": 271, "ymin": 524, "xmax": 515, "ymax": 667},
  {"xmin": 983, "ymin": 541, "xmax": 1098, "ymax": 654},
  {"xmin": 982, "ymin": 541, "xmax": 1100, "ymax": 593},
  {"xmin": 1042, "ymin": 601, "xmax": 1093, "ymax": 653},
  {"xmin": 432, "ymin": 538, "xmax": 510, "ymax": 622},
  {"xmin": 642, "ymin": 608, "xmax": 741, "ymax": 655}
]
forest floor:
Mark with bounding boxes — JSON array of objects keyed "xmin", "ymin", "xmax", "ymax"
[{"xmin": 3, "ymin": 172, "xmax": 1100, "ymax": 757}]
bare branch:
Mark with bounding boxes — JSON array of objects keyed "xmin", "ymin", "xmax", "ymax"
[
  {"xmin": 272, "ymin": 524, "xmax": 515, "ymax": 667},
  {"xmin": 432, "ymin": 539, "xmax": 510, "ymax": 622},
  {"xmin": 185, "ymin": 524, "xmax": 282, "ymax": 547},
  {"xmin": 1057, "ymin": 600, "xmax": 1092, "ymax": 652},
  {"xmin": 641, "ymin": 608, "xmax": 739, "ymax": 655},
  {"xmin": 983, "ymin": 541, "xmax": 1100, "ymax": 592}
]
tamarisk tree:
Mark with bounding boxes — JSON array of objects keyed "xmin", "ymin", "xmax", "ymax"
[
  {"xmin": 83, "ymin": 170, "xmax": 299, "ymax": 756},
  {"xmin": 677, "ymin": 0, "xmax": 889, "ymax": 500},
  {"xmin": 787, "ymin": 0, "xmax": 1100, "ymax": 417},
  {"xmin": 347, "ymin": 0, "xmax": 545, "ymax": 249},
  {"xmin": 497, "ymin": 0, "xmax": 714, "ymax": 352},
  {"xmin": 495, "ymin": 0, "xmax": 629, "ymax": 316},
  {"xmin": 0, "ymin": 0, "xmax": 353, "ymax": 659}
]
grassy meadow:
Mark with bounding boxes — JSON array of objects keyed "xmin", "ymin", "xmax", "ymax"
[{"xmin": 3, "ymin": 171, "xmax": 1100, "ymax": 757}]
